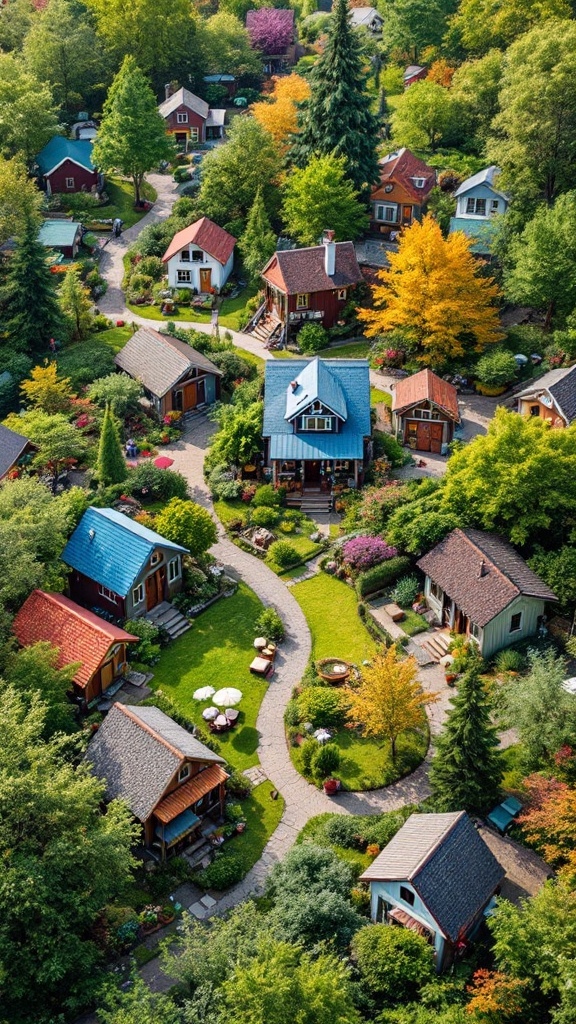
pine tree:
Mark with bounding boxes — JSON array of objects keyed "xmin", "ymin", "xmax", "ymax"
[
  {"xmin": 96, "ymin": 404, "xmax": 127, "ymax": 486},
  {"xmin": 59, "ymin": 266, "xmax": 93, "ymax": 340},
  {"xmin": 290, "ymin": 0, "xmax": 379, "ymax": 197},
  {"xmin": 239, "ymin": 187, "xmax": 277, "ymax": 283},
  {"xmin": 0, "ymin": 218, "xmax": 64, "ymax": 356},
  {"xmin": 429, "ymin": 660, "xmax": 503, "ymax": 815}
]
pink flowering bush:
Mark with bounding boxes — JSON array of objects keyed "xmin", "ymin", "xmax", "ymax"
[
  {"xmin": 246, "ymin": 8, "xmax": 294, "ymax": 55},
  {"xmin": 342, "ymin": 535, "xmax": 398, "ymax": 571}
]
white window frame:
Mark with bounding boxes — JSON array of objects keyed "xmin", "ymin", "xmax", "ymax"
[
  {"xmin": 430, "ymin": 581, "xmax": 443, "ymax": 602},
  {"xmin": 98, "ymin": 585, "xmax": 117, "ymax": 603},
  {"xmin": 176, "ymin": 112, "xmax": 188, "ymax": 124},
  {"xmin": 177, "ymin": 269, "xmax": 191, "ymax": 283},
  {"xmin": 296, "ymin": 293, "xmax": 309, "ymax": 309},
  {"xmin": 509, "ymin": 611, "xmax": 522, "ymax": 633},
  {"xmin": 466, "ymin": 197, "xmax": 487, "ymax": 216},
  {"xmin": 337, "ymin": 288, "xmax": 347, "ymax": 300},
  {"xmin": 375, "ymin": 203, "xmax": 398, "ymax": 223},
  {"xmin": 469, "ymin": 621, "xmax": 482, "ymax": 643},
  {"xmin": 178, "ymin": 764, "xmax": 190, "ymax": 782},
  {"xmin": 190, "ymin": 127, "xmax": 199, "ymax": 142},
  {"xmin": 303, "ymin": 415, "xmax": 332, "ymax": 431},
  {"xmin": 412, "ymin": 177, "xmax": 425, "ymax": 188},
  {"xmin": 168, "ymin": 557, "xmax": 180, "ymax": 582},
  {"xmin": 133, "ymin": 583, "xmax": 145, "ymax": 606},
  {"xmin": 490, "ymin": 199, "xmax": 499, "ymax": 214},
  {"xmin": 65, "ymin": 176, "xmax": 75, "ymax": 189}
]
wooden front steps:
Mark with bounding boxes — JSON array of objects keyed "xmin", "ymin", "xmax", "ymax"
[
  {"xmin": 251, "ymin": 313, "xmax": 282, "ymax": 345},
  {"xmin": 421, "ymin": 629, "xmax": 451, "ymax": 663}
]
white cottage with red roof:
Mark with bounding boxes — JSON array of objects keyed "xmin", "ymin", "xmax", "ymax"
[{"xmin": 162, "ymin": 217, "xmax": 236, "ymax": 294}]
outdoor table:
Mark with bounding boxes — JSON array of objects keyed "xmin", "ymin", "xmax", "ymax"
[{"xmin": 225, "ymin": 708, "xmax": 239, "ymax": 724}]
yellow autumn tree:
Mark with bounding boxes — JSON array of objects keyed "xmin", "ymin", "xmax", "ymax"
[
  {"xmin": 347, "ymin": 646, "xmax": 436, "ymax": 760},
  {"xmin": 251, "ymin": 74, "xmax": 310, "ymax": 151},
  {"xmin": 20, "ymin": 363, "xmax": 74, "ymax": 414},
  {"xmin": 358, "ymin": 214, "xmax": 503, "ymax": 367}
]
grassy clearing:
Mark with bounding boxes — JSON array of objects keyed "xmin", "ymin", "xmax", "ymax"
[
  {"xmin": 96, "ymin": 176, "xmax": 157, "ymax": 228},
  {"xmin": 224, "ymin": 781, "xmax": 285, "ymax": 875},
  {"xmin": 213, "ymin": 500, "xmax": 323, "ymax": 573},
  {"xmin": 371, "ymin": 386, "xmax": 392, "ymax": 407},
  {"xmin": 400, "ymin": 608, "xmax": 429, "ymax": 636},
  {"xmin": 291, "ymin": 573, "xmax": 377, "ymax": 664},
  {"xmin": 97, "ymin": 324, "xmax": 135, "ymax": 353},
  {"xmin": 290, "ymin": 724, "xmax": 427, "ymax": 791},
  {"xmin": 126, "ymin": 284, "xmax": 258, "ymax": 330},
  {"xmin": 151, "ymin": 583, "xmax": 267, "ymax": 771},
  {"xmin": 323, "ymin": 340, "xmax": 371, "ymax": 359}
]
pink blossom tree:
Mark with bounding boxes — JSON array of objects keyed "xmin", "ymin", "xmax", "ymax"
[{"xmin": 246, "ymin": 8, "xmax": 294, "ymax": 55}]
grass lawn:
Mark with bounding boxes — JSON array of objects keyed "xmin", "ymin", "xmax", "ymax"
[
  {"xmin": 126, "ymin": 284, "xmax": 257, "ymax": 330},
  {"xmin": 323, "ymin": 340, "xmax": 371, "ymax": 359},
  {"xmin": 96, "ymin": 176, "xmax": 157, "ymax": 228},
  {"xmin": 296, "ymin": 814, "xmax": 373, "ymax": 875},
  {"xmin": 291, "ymin": 724, "xmax": 428, "ymax": 791},
  {"xmin": 400, "ymin": 608, "xmax": 429, "ymax": 636},
  {"xmin": 371, "ymin": 386, "xmax": 392, "ymax": 407},
  {"xmin": 97, "ymin": 324, "xmax": 135, "ymax": 353},
  {"xmin": 291, "ymin": 573, "xmax": 377, "ymax": 664},
  {"xmin": 214, "ymin": 498, "xmax": 249, "ymax": 529},
  {"xmin": 223, "ymin": 781, "xmax": 285, "ymax": 876},
  {"xmin": 151, "ymin": 583, "xmax": 267, "ymax": 771},
  {"xmin": 266, "ymin": 527, "xmax": 324, "ymax": 574}
]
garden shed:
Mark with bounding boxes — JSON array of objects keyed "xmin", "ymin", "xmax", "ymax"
[{"xmin": 392, "ymin": 369, "xmax": 460, "ymax": 452}]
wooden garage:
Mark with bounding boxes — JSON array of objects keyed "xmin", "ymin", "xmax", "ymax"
[{"xmin": 392, "ymin": 369, "xmax": 460, "ymax": 453}]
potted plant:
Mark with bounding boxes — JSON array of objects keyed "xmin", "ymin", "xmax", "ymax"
[{"xmin": 323, "ymin": 777, "xmax": 341, "ymax": 796}]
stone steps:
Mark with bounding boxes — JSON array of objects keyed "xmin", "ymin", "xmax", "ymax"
[
  {"xmin": 147, "ymin": 600, "xmax": 192, "ymax": 640},
  {"xmin": 421, "ymin": 630, "xmax": 451, "ymax": 662}
]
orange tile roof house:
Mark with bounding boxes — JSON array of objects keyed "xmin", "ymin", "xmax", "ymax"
[
  {"xmin": 392, "ymin": 369, "xmax": 460, "ymax": 453},
  {"xmin": 86, "ymin": 702, "xmax": 228, "ymax": 859},
  {"xmin": 162, "ymin": 217, "xmax": 236, "ymax": 295},
  {"xmin": 12, "ymin": 590, "xmax": 138, "ymax": 706},
  {"xmin": 370, "ymin": 148, "xmax": 435, "ymax": 237}
]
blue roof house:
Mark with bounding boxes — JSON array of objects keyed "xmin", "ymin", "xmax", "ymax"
[
  {"xmin": 62, "ymin": 507, "xmax": 188, "ymax": 619},
  {"xmin": 262, "ymin": 356, "xmax": 371, "ymax": 498},
  {"xmin": 35, "ymin": 135, "xmax": 102, "ymax": 196},
  {"xmin": 449, "ymin": 166, "xmax": 509, "ymax": 256}
]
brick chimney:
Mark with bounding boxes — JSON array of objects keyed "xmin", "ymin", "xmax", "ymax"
[
  {"xmin": 164, "ymin": 82, "xmax": 177, "ymax": 102},
  {"xmin": 323, "ymin": 230, "xmax": 336, "ymax": 277}
]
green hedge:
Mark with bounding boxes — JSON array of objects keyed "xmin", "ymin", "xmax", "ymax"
[{"xmin": 356, "ymin": 556, "xmax": 412, "ymax": 598}]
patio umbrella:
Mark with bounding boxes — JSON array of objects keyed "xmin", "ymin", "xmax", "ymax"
[
  {"xmin": 154, "ymin": 455, "xmax": 174, "ymax": 469},
  {"xmin": 214, "ymin": 714, "xmax": 228, "ymax": 728},
  {"xmin": 213, "ymin": 687, "xmax": 243, "ymax": 707},
  {"xmin": 202, "ymin": 706, "xmax": 219, "ymax": 721},
  {"xmin": 193, "ymin": 685, "xmax": 215, "ymax": 700}
]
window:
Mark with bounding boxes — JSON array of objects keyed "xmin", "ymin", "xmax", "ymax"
[
  {"xmin": 303, "ymin": 416, "xmax": 332, "ymax": 431},
  {"xmin": 65, "ymin": 177, "xmax": 75, "ymax": 189},
  {"xmin": 177, "ymin": 269, "xmax": 191, "ymax": 283},
  {"xmin": 510, "ymin": 612, "xmax": 522, "ymax": 633},
  {"xmin": 98, "ymin": 585, "xmax": 117, "ymax": 603},
  {"xmin": 490, "ymin": 199, "xmax": 499, "ymax": 214},
  {"xmin": 176, "ymin": 112, "xmax": 188, "ymax": 124},
  {"xmin": 150, "ymin": 551, "xmax": 161, "ymax": 566},
  {"xmin": 191, "ymin": 250, "xmax": 203, "ymax": 262},
  {"xmin": 337, "ymin": 288, "xmax": 347, "ymax": 300},
  {"xmin": 375, "ymin": 203, "xmax": 398, "ymax": 223},
  {"xmin": 168, "ymin": 557, "xmax": 180, "ymax": 582},
  {"xmin": 530, "ymin": 404, "xmax": 540, "ymax": 416},
  {"xmin": 133, "ymin": 583, "xmax": 145, "ymax": 606},
  {"xmin": 466, "ymin": 197, "xmax": 486, "ymax": 215},
  {"xmin": 178, "ymin": 764, "xmax": 190, "ymax": 782},
  {"xmin": 190, "ymin": 127, "xmax": 199, "ymax": 142},
  {"xmin": 296, "ymin": 294, "xmax": 309, "ymax": 309},
  {"xmin": 469, "ymin": 621, "xmax": 481, "ymax": 641},
  {"xmin": 430, "ymin": 581, "xmax": 443, "ymax": 602},
  {"xmin": 400, "ymin": 886, "xmax": 415, "ymax": 906},
  {"xmin": 412, "ymin": 177, "xmax": 425, "ymax": 188},
  {"xmin": 180, "ymin": 248, "xmax": 190, "ymax": 261}
]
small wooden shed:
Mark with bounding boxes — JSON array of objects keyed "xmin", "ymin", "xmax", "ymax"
[{"xmin": 392, "ymin": 369, "xmax": 460, "ymax": 452}]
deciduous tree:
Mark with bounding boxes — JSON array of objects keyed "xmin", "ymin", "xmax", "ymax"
[
  {"xmin": 0, "ymin": 155, "xmax": 42, "ymax": 245},
  {"xmin": 282, "ymin": 154, "xmax": 368, "ymax": 245},
  {"xmin": 391, "ymin": 80, "xmax": 458, "ymax": 152},
  {"xmin": 59, "ymin": 266, "xmax": 94, "ymax": 341},
  {"xmin": 346, "ymin": 646, "xmax": 434, "ymax": 760},
  {"xmin": 251, "ymin": 73, "xmax": 310, "ymax": 151},
  {"xmin": 92, "ymin": 56, "xmax": 172, "ymax": 205},
  {"xmin": 358, "ymin": 215, "xmax": 502, "ymax": 367},
  {"xmin": 451, "ymin": 0, "xmax": 570, "ymax": 56},
  {"xmin": 207, "ymin": 400, "xmax": 264, "ymax": 470},
  {"xmin": 154, "ymin": 498, "xmax": 217, "ymax": 559},
  {"xmin": 246, "ymin": 7, "xmax": 294, "ymax": 54},
  {"xmin": 20, "ymin": 362, "xmax": 73, "ymax": 414},
  {"xmin": 515, "ymin": 775, "xmax": 576, "ymax": 881},
  {"xmin": 196, "ymin": 11, "xmax": 263, "ymax": 80},
  {"xmin": 504, "ymin": 651, "xmax": 576, "ymax": 771},
  {"xmin": 88, "ymin": 373, "xmax": 143, "ymax": 418},
  {"xmin": 3, "ymin": 642, "xmax": 77, "ymax": 737},
  {"xmin": 451, "ymin": 51, "xmax": 504, "ymax": 150},
  {"xmin": 291, "ymin": 0, "xmax": 379, "ymax": 196},
  {"xmin": 96, "ymin": 404, "xmax": 127, "ymax": 487},
  {"xmin": 352, "ymin": 924, "xmax": 434, "ymax": 1002},
  {"xmin": 429, "ymin": 661, "xmax": 503, "ymax": 814},
  {"xmin": 239, "ymin": 187, "xmax": 277, "ymax": 283},
  {"xmin": 383, "ymin": 0, "xmax": 453, "ymax": 62},
  {"xmin": 0, "ymin": 53, "xmax": 60, "ymax": 160},
  {"xmin": 0, "ymin": 0, "xmax": 35, "ymax": 53},
  {"xmin": 0, "ymin": 218, "xmax": 65, "ymax": 356},
  {"xmin": 528, "ymin": 546, "xmax": 576, "ymax": 611}
]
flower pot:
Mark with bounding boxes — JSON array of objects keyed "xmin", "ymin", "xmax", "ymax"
[
  {"xmin": 323, "ymin": 778, "xmax": 341, "ymax": 796},
  {"xmin": 445, "ymin": 673, "xmax": 457, "ymax": 686}
]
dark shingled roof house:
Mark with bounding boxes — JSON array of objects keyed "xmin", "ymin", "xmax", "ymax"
[
  {"xmin": 361, "ymin": 811, "xmax": 505, "ymax": 970},
  {"xmin": 0, "ymin": 423, "xmax": 36, "ymax": 479},
  {"xmin": 417, "ymin": 528, "xmax": 557, "ymax": 658},
  {"xmin": 516, "ymin": 365, "xmax": 576, "ymax": 428}
]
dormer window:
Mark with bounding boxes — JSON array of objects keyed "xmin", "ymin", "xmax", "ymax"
[
  {"xmin": 178, "ymin": 765, "xmax": 190, "ymax": 782},
  {"xmin": 303, "ymin": 415, "xmax": 332, "ymax": 431},
  {"xmin": 412, "ymin": 177, "xmax": 425, "ymax": 188}
]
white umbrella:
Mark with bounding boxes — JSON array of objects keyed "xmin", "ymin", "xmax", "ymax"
[
  {"xmin": 193, "ymin": 685, "xmax": 215, "ymax": 701},
  {"xmin": 202, "ymin": 706, "xmax": 219, "ymax": 721},
  {"xmin": 213, "ymin": 687, "xmax": 243, "ymax": 707}
]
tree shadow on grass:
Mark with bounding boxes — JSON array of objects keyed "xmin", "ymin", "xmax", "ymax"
[{"xmin": 231, "ymin": 726, "xmax": 259, "ymax": 757}]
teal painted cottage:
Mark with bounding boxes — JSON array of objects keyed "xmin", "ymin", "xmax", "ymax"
[{"xmin": 449, "ymin": 166, "xmax": 509, "ymax": 255}]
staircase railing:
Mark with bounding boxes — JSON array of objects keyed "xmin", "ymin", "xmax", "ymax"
[{"xmin": 244, "ymin": 301, "xmax": 266, "ymax": 334}]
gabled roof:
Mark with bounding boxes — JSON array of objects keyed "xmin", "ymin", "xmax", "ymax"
[
  {"xmin": 206, "ymin": 109, "xmax": 226, "ymax": 128},
  {"xmin": 162, "ymin": 217, "xmax": 236, "ymax": 265},
  {"xmin": 392, "ymin": 369, "xmax": 460, "ymax": 422},
  {"xmin": 361, "ymin": 812, "xmax": 505, "ymax": 942},
  {"xmin": 86, "ymin": 702, "xmax": 225, "ymax": 822},
  {"xmin": 38, "ymin": 220, "xmax": 82, "ymax": 249},
  {"xmin": 376, "ymin": 148, "xmax": 435, "ymax": 202},
  {"xmin": 285, "ymin": 357, "xmax": 347, "ymax": 421},
  {"xmin": 404, "ymin": 64, "xmax": 426, "ymax": 79},
  {"xmin": 158, "ymin": 87, "xmax": 209, "ymax": 121},
  {"xmin": 263, "ymin": 358, "xmax": 371, "ymax": 461},
  {"xmin": 35, "ymin": 136, "xmax": 96, "ymax": 175},
  {"xmin": 12, "ymin": 590, "xmax": 138, "ymax": 690},
  {"xmin": 417, "ymin": 528, "xmax": 557, "ymax": 628},
  {"xmin": 454, "ymin": 166, "xmax": 508, "ymax": 201},
  {"xmin": 114, "ymin": 327, "xmax": 222, "ymax": 399},
  {"xmin": 261, "ymin": 242, "xmax": 363, "ymax": 295},
  {"xmin": 62, "ymin": 507, "xmax": 188, "ymax": 597},
  {"xmin": 516, "ymin": 364, "xmax": 576, "ymax": 425},
  {"xmin": 349, "ymin": 6, "xmax": 382, "ymax": 27},
  {"xmin": 0, "ymin": 423, "xmax": 34, "ymax": 479}
]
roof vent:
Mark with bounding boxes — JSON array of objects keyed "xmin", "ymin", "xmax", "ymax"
[
  {"xmin": 88, "ymin": 528, "xmax": 96, "ymax": 541},
  {"xmin": 478, "ymin": 558, "xmax": 486, "ymax": 578}
]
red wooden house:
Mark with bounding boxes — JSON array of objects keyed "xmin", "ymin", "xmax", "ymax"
[
  {"xmin": 392, "ymin": 369, "xmax": 460, "ymax": 452},
  {"xmin": 35, "ymin": 136, "xmax": 101, "ymax": 196},
  {"xmin": 158, "ymin": 86, "xmax": 225, "ymax": 149}
]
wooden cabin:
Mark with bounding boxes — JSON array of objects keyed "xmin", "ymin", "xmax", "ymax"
[{"xmin": 392, "ymin": 369, "xmax": 460, "ymax": 453}]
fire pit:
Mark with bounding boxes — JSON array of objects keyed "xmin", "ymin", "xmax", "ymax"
[{"xmin": 316, "ymin": 658, "xmax": 352, "ymax": 683}]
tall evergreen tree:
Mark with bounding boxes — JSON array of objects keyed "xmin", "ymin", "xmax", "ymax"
[
  {"xmin": 290, "ymin": 0, "xmax": 379, "ymax": 197},
  {"xmin": 0, "ymin": 218, "xmax": 64, "ymax": 356},
  {"xmin": 429, "ymin": 660, "xmax": 503, "ymax": 814},
  {"xmin": 239, "ymin": 187, "xmax": 277, "ymax": 283},
  {"xmin": 96, "ymin": 404, "xmax": 127, "ymax": 486}
]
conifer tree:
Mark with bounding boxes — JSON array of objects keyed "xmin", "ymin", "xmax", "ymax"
[
  {"xmin": 0, "ymin": 218, "xmax": 64, "ymax": 356},
  {"xmin": 429, "ymin": 659, "xmax": 503, "ymax": 814},
  {"xmin": 96, "ymin": 404, "xmax": 127, "ymax": 486},
  {"xmin": 290, "ymin": 0, "xmax": 379, "ymax": 197},
  {"xmin": 239, "ymin": 187, "xmax": 277, "ymax": 283}
]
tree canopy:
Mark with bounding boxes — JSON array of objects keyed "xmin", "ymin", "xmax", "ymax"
[
  {"xmin": 0, "ymin": 155, "xmax": 42, "ymax": 245},
  {"xmin": 239, "ymin": 187, "xmax": 277, "ymax": 283},
  {"xmin": 282, "ymin": 154, "xmax": 368, "ymax": 246},
  {"xmin": 391, "ymin": 80, "xmax": 458, "ymax": 152},
  {"xmin": 504, "ymin": 651, "xmax": 576, "ymax": 771},
  {"xmin": 154, "ymin": 498, "xmax": 217, "ymax": 559},
  {"xmin": 251, "ymin": 74, "xmax": 310, "ymax": 151},
  {"xmin": 0, "ymin": 52, "xmax": 60, "ymax": 160},
  {"xmin": 0, "ymin": 218, "xmax": 65, "ymax": 357}
]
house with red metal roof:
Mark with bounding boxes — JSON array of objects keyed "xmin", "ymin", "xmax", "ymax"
[
  {"xmin": 12, "ymin": 590, "xmax": 138, "ymax": 706},
  {"xmin": 392, "ymin": 369, "xmax": 460, "ymax": 452},
  {"xmin": 162, "ymin": 217, "xmax": 236, "ymax": 295},
  {"xmin": 370, "ymin": 148, "xmax": 435, "ymax": 237}
]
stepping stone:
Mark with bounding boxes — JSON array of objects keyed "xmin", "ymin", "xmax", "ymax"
[
  {"xmin": 200, "ymin": 894, "xmax": 217, "ymax": 909},
  {"xmin": 189, "ymin": 901, "xmax": 208, "ymax": 919},
  {"xmin": 384, "ymin": 602, "xmax": 405, "ymax": 622}
]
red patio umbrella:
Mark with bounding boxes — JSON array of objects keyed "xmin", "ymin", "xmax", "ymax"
[{"xmin": 153, "ymin": 456, "xmax": 174, "ymax": 469}]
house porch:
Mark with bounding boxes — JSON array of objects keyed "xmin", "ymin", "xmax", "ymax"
[
  {"xmin": 149, "ymin": 764, "xmax": 228, "ymax": 861},
  {"xmin": 423, "ymin": 576, "xmax": 482, "ymax": 648},
  {"xmin": 271, "ymin": 457, "xmax": 362, "ymax": 498}
]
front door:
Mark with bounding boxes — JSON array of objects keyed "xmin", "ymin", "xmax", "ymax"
[
  {"xmin": 146, "ymin": 572, "xmax": 159, "ymax": 610},
  {"xmin": 417, "ymin": 422, "xmax": 431, "ymax": 451},
  {"xmin": 173, "ymin": 389, "xmax": 183, "ymax": 412},
  {"xmin": 402, "ymin": 205, "xmax": 413, "ymax": 224},
  {"xmin": 175, "ymin": 132, "xmax": 187, "ymax": 149},
  {"xmin": 200, "ymin": 268, "xmax": 212, "ymax": 292},
  {"xmin": 430, "ymin": 422, "xmax": 443, "ymax": 453},
  {"xmin": 197, "ymin": 378, "xmax": 206, "ymax": 404},
  {"xmin": 100, "ymin": 660, "xmax": 114, "ymax": 691},
  {"xmin": 305, "ymin": 460, "xmax": 321, "ymax": 484}
]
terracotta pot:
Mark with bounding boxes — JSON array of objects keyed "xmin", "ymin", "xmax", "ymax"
[{"xmin": 445, "ymin": 673, "xmax": 457, "ymax": 686}]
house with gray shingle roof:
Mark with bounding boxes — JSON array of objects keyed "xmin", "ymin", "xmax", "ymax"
[
  {"xmin": 449, "ymin": 166, "xmax": 509, "ymax": 256},
  {"xmin": 360, "ymin": 811, "xmax": 505, "ymax": 970},
  {"xmin": 417, "ymin": 528, "xmax": 557, "ymax": 658},
  {"xmin": 86, "ymin": 702, "xmax": 228, "ymax": 858},
  {"xmin": 516, "ymin": 365, "xmax": 576, "ymax": 428},
  {"xmin": 114, "ymin": 327, "xmax": 222, "ymax": 419},
  {"xmin": 0, "ymin": 423, "xmax": 36, "ymax": 480}
]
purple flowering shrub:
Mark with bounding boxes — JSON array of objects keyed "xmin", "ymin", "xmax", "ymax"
[
  {"xmin": 246, "ymin": 8, "xmax": 294, "ymax": 55},
  {"xmin": 342, "ymin": 535, "xmax": 398, "ymax": 571}
]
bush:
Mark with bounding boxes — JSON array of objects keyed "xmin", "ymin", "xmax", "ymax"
[
  {"xmin": 194, "ymin": 854, "xmax": 245, "ymax": 890},
  {"xmin": 342, "ymin": 536, "xmax": 398, "ymax": 572},
  {"xmin": 475, "ymin": 349, "xmax": 518, "ymax": 389},
  {"xmin": 356, "ymin": 556, "xmax": 412, "ymax": 597},
  {"xmin": 268, "ymin": 540, "xmax": 300, "ymax": 569},
  {"xmin": 211, "ymin": 350, "xmax": 256, "ymax": 390},
  {"xmin": 250, "ymin": 506, "xmax": 281, "ymax": 529},
  {"xmin": 127, "ymin": 463, "xmax": 189, "ymax": 502},
  {"xmin": 391, "ymin": 574, "xmax": 421, "ymax": 608},
  {"xmin": 298, "ymin": 322, "xmax": 329, "ymax": 354},
  {"xmin": 255, "ymin": 607, "xmax": 285, "ymax": 643},
  {"xmin": 300, "ymin": 736, "xmax": 318, "ymax": 773},
  {"xmin": 226, "ymin": 770, "xmax": 253, "ymax": 799},
  {"xmin": 124, "ymin": 619, "xmax": 162, "ymax": 664},
  {"xmin": 88, "ymin": 373, "xmax": 143, "ymax": 417},
  {"xmin": 208, "ymin": 464, "xmax": 242, "ymax": 500},
  {"xmin": 373, "ymin": 430, "xmax": 408, "ymax": 468},
  {"xmin": 323, "ymin": 809, "xmax": 413, "ymax": 850},
  {"xmin": 312, "ymin": 742, "xmax": 341, "ymax": 779},
  {"xmin": 252, "ymin": 484, "xmax": 282, "ymax": 508},
  {"xmin": 284, "ymin": 698, "xmax": 301, "ymax": 728},
  {"xmin": 352, "ymin": 923, "xmax": 435, "ymax": 1002},
  {"xmin": 56, "ymin": 339, "xmax": 116, "ymax": 390},
  {"xmin": 495, "ymin": 648, "xmax": 526, "ymax": 673},
  {"xmin": 296, "ymin": 687, "xmax": 348, "ymax": 728}
]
